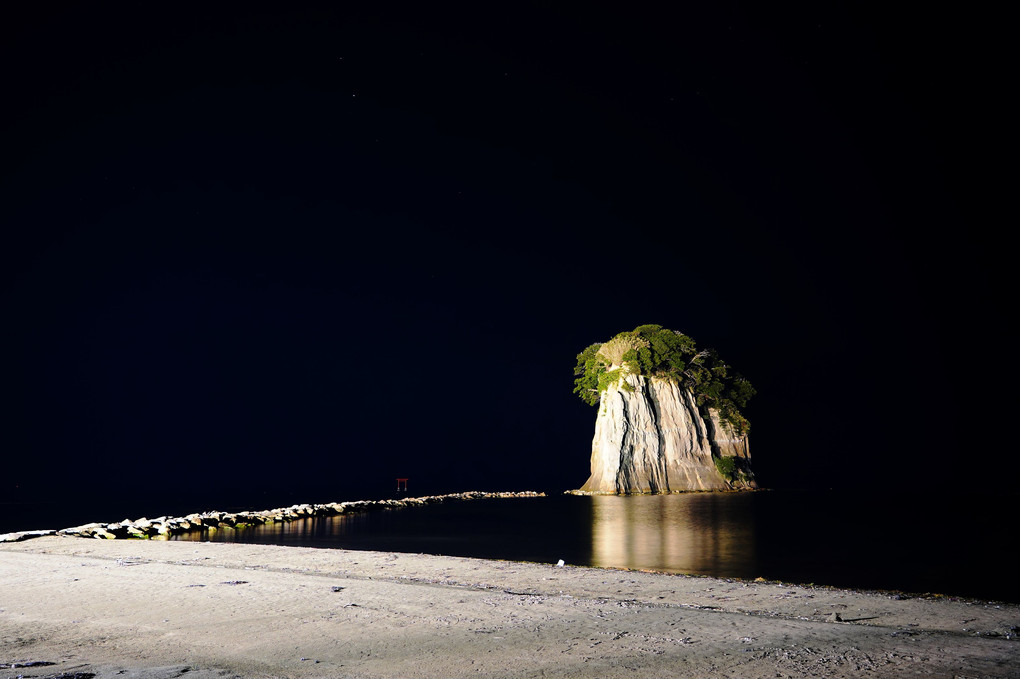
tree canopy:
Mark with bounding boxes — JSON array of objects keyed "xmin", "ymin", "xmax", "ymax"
[{"xmin": 573, "ymin": 324, "xmax": 755, "ymax": 434}]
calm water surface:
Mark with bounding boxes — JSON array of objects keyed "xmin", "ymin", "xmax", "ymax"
[{"xmin": 170, "ymin": 491, "xmax": 1017, "ymax": 603}]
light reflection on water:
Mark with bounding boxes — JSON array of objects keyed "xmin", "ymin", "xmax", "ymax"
[
  {"xmin": 172, "ymin": 494, "xmax": 761, "ymax": 579},
  {"xmin": 589, "ymin": 494, "xmax": 757, "ymax": 577},
  {"xmin": 172, "ymin": 511, "xmax": 376, "ymax": 544}
]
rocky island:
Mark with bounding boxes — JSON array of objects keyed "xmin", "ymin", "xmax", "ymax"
[{"xmin": 573, "ymin": 324, "xmax": 756, "ymax": 493}]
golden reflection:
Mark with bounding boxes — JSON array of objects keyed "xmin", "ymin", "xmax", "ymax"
[
  {"xmin": 589, "ymin": 494, "xmax": 757, "ymax": 577},
  {"xmin": 172, "ymin": 514, "xmax": 365, "ymax": 544}
]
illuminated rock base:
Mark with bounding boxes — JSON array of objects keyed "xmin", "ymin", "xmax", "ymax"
[{"xmin": 580, "ymin": 374, "xmax": 755, "ymax": 494}]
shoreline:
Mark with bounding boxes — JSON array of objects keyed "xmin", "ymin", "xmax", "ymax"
[
  {"xmin": 3, "ymin": 489, "xmax": 1015, "ymax": 607},
  {"xmin": 2, "ymin": 536, "xmax": 1017, "ymax": 678}
]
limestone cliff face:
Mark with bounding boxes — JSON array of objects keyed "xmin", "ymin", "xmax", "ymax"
[{"xmin": 580, "ymin": 373, "xmax": 755, "ymax": 493}]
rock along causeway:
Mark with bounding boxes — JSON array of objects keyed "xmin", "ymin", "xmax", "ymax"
[{"xmin": 0, "ymin": 490, "xmax": 545, "ymax": 543}]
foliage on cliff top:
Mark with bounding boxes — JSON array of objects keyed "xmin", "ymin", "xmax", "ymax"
[{"xmin": 573, "ymin": 324, "xmax": 755, "ymax": 434}]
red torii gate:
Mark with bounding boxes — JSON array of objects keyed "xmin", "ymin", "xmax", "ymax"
[{"xmin": 396, "ymin": 478, "xmax": 408, "ymax": 492}]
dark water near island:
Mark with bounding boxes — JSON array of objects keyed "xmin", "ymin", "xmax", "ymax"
[
  {"xmin": 159, "ymin": 490, "xmax": 1017, "ymax": 604},
  {"xmin": 5, "ymin": 490, "xmax": 1014, "ymax": 603}
]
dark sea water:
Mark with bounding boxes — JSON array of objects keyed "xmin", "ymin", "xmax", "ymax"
[
  {"xmin": 5, "ymin": 490, "xmax": 1014, "ymax": 603},
  {"xmin": 157, "ymin": 490, "xmax": 1017, "ymax": 604}
]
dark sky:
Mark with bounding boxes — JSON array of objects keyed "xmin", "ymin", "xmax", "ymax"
[{"xmin": 1, "ymin": 3, "xmax": 1010, "ymax": 506}]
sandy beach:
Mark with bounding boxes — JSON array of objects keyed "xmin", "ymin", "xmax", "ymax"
[{"xmin": 2, "ymin": 535, "xmax": 1017, "ymax": 678}]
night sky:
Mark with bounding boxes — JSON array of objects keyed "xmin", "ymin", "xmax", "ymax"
[{"xmin": 2, "ymin": 4, "xmax": 1010, "ymax": 511}]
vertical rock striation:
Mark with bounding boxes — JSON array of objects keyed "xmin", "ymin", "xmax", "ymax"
[{"xmin": 580, "ymin": 373, "xmax": 754, "ymax": 493}]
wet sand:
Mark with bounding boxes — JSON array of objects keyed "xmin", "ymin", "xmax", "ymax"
[{"xmin": 2, "ymin": 535, "xmax": 1017, "ymax": 678}]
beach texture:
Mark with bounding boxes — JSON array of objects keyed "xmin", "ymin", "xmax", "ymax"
[{"xmin": 2, "ymin": 536, "xmax": 1017, "ymax": 678}]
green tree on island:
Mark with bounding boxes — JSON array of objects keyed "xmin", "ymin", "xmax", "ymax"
[{"xmin": 573, "ymin": 324, "xmax": 755, "ymax": 435}]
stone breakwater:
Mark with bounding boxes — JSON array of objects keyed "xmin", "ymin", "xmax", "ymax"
[{"xmin": 0, "ymin": 491, "xmax": 545, "ymax": 543}]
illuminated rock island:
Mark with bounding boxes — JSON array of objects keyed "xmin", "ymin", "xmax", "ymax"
[{"xmin": 573, "ymin": 324, "xmax": 756, "ymax": 493}]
